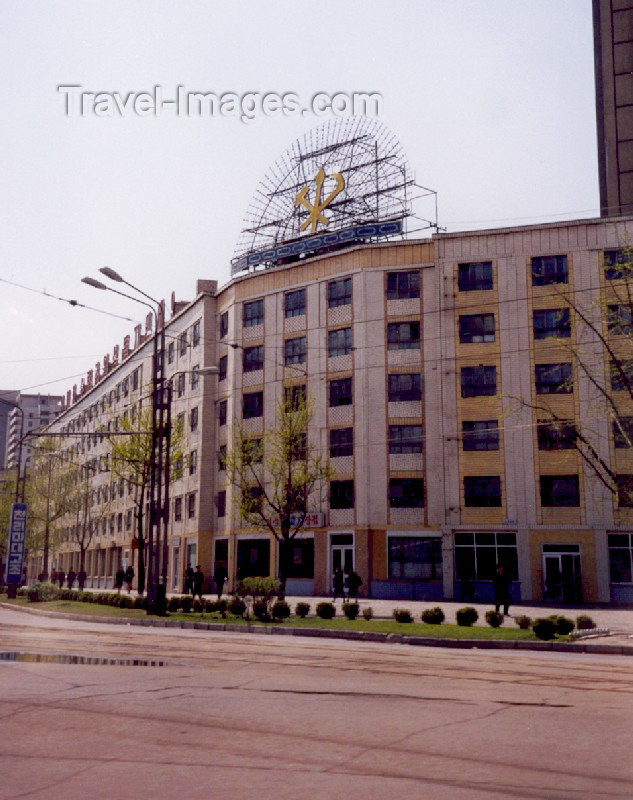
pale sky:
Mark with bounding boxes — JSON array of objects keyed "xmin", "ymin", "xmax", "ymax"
[{"xmin": 0, "ymin": 0, "xmax": 598, "ymax": 399}]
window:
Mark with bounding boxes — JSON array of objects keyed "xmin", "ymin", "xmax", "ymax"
[
  {"xmin": 179, "ymin": 332, "xmax": 188, "ymax": 355},
  {"xmin": 284, "ymin": 336, "xmax": 306, "ymax": 365},
  {"xmin": 608, "ymin": 533, "xmax": 633, "ymax": 583},
  {"xmin": 126, "ymin": 510, "xmax": 133, "ymax": 530},
  {"xmin": 189, "ymin": 450, "xmax": 197, "ymax": 475},
  {"xmin": 217, "ymin": 491, "xmax": 226, "ymax": 518},
  {"xmin": 464, "ymin": 476, "xmax": 502, "ymax": 507},
  {"xmin": 330, "ymin": 427, "xmax": 353, "ymax": 457},
  {"xmin": 389, "ymin": 425, "xmax": 423, "ymax": 454},
  {"xmin": 389, "ymin": 536, "xmax": 442, "ymax": 579},
  {"xmin": 531, "ymin": 255, "xmax": 569, "ymax": 286},
  {"xmin": 330, "ymin": 480, "xmax": 354, "ymax": 509},
  {"xmin": 460, "ymin": 366, "xmax": 497, "ymax": 398},
  {"xmin": 174, "ymin": 497, "xmax": 182, "ymax": 521},
  {"xmin": 537, "ymin": 421, "xmax": 577, "ymax": 450},
  {"xmin": 285, "ymin": 288, "xmax": 306, "ymax": 318},
  {"xmin": 191, "ymin": 365, "xmax": 199, "ymax": 389},
  {"xmin": 190, "ymin": 406, "xmax": 198, "ymax": 431},
  {"xmin": 387, "ymin": 271, "xmax": 419, "ymax": 300},
  {"xmin": 608, "ymin": 305, "xmax": 633, "ymax": 336},
  {"xmin": 328, "ymin": 277, "xmax": 352, "ymax": 308},
  {"xmin": 243, "ymin": 299, "xmax": 264, "ymax": 327},
  {"xmin": 219, "ymin": 310, "xmax": 229, "ymax": 338},
  {"xmin": 132, "ymin": 368, "xmax": 139, "ymax": 390},
  {"xmin": 458, "ymin": 261, "xmax": 493, "ymax": 291},
  {"xmin": 117, "ymin": 513, "xmax": 123, "ymax": 533},
  {"xmin": 243, "ymin": 345, "xmax": 264, "ymax": 373},
  {"xmin": 243, "ymin": 391, "xmax": 264, "ymax": 419},
  {"xmin": 218, "ymin": 445, "xmax": 226, "ymax": 470},
  {"xmin": 604, "ymin": 249, "xmax": 632, "ymax": 281},
  {"xmin": 540, "ymin": 475, "xmax": 580, "ymax": 507},
  {"xmin": 243, "ymin": 486, "xmax": 264, "ymax": 513},
  {"xmin": 616, "ymin": 475, "xmax": 633, "ymax": 507},
  {"xmin": 192, "ymin": 320, "xmax": 200, "ymax": 347},
  {"xmin": 187, "ymin": 493, "xmax": 196, "ymax": 518},
  {"xmin": 454, "ymin": 532, "xmax": 518, "ymax": 581},
  {"xmin": 462, "ymin": 421, "xmax": 499, "ymax": 451},
  {"xmin": 329, "ymin": 377, "xmax": 352, "ymax": 406},
  {"xmin": 285, "ymin": 539, "xmax": 314, "ymax": 579},
  {"xmin": 219, "ymin": 355, "xmax": 228, "ymax": 382},
  {"xmin": 218, "ymin": 399, "xmax": 227, "ymax": 426},
  {"xmin": 613, "ymin": 417, "xmax": 633, "ymax": 448},
  {"xmin": 242, "ymin": 438, "xmax": 263, "ymax": 464},
  {"xmin": 173, "ymin": 453, "xmax": 183, "ymax": 478},
  {"xmin": 610, "ymin": 360, "xmax": 633, "ymax": 391},
  {"xmin": 533, "ymin": 309, "xmax": 571, "ymax": 339},
  {"xmin": 328, "ymin": 327, "xmax": 352, "ymax": 357},
  {"xmin": 388, "ymin": 373, "xmax": 422, "ymax": 402},
  {"xmin": 390, "ymin": 478, "xmax": 424, "ymax": 508},
  {"xmin": 177, "ymin": 373, "xmax": 185, "ymax": 398},
  {"xmin": 459, "ymin": 314, "xmax": 495, "ymax": 343},
  {"xmin": 387, "ymin": 321, "xmax": 420, "ymax": 350},
  {"xmin": 168, "ymin": 342, "xmax": 175, "ymax": 364},
  {"xmin": 535, "ymin": 363, "xmax": 573, "ymax": 394},
  {"xmin": 284, "ymin": 384, "xmax": 306, "ymax": 410}
]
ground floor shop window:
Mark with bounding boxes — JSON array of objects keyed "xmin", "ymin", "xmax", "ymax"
[
  {"xmin": 237, "ymin": 538, "xmax": 270, "ymax": 578},
  {"xmin": 454, "ymin": 532, "xmax": 518, "ymax": 580},
  {"xmin": 284, "ymin": 538, "xmax": 314, "ymax": 579},
  {"xmin": 608, "ymin": 533, "xmax": 633, "ymax": 583},
  {"xmin": 388, "ymin": 536, "xmax": 442, "ymax": 579}
]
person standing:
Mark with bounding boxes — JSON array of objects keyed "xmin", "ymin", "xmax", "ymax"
[
  {"xmin": 213, "ymin": 562, "xmax": 227, "ymax": 599},
  {"xmin": 67, "ymin": 570, "xmax": 76, "ymax": 589},
  {"xmin": 184, "ymin": 565, "xmax": 194, "ymax": 596},
  {"xmin": 192, "ymin": 565, "xmax": 205, "ymax": 601},
  {"xmin": 493, "ymin": 564, "xmax": 512, "ymax": 616},
  {"xmin": 57, "ymin": 570, "xmax": 65, "ymax": 589},
  {"xmin": 125, "ymin": 565, "xmax": 134, "ymax": 593},
  {"xmin": 332, "ymin": 566, "xmax": 345, "ymax": 601},
  {"xmin": 346, "ymin": 568, "xmax": 363, "ymax": 600},
  {"xmin": 115, "ymin": 567, "xmax": 125, "ymax": 594}
]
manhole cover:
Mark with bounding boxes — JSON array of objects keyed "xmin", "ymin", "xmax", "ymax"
[{"xmin": 0, "ymin": 652, "xmax": 167, "ymax": 666}]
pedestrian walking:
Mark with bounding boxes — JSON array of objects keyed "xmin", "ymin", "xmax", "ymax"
[
  {"xmin": 346, "ymin": 568, "xmax": 363, "ymax": 599},
  {"xmin": 184, "ymin": 565, "xmax": 194, "ymax": 596},
  {"xmin": 115, "ymin": 567, "xmax": 125, "ymax": 594},
  {"xmin": 493, "ymin": 564, "xmax": 512, "ymax": 615},
  {"xmin": 192, "ymin": 565, "xmax": 205, "ymax": 601},
  {"xmin": 57, "ymin": 570, "xmax": 65, "ymax": 589},
  {"xmin": 125, "ymin": 565, "xmax": 134, "ymax": 593},
  {"xmin": 332, "ymin": 566, "xmax": 345, "ymax": 601},
  {"xmin": 67, "ymin": 570, "xmax": 76, "ymax": 589},
  {"xmin": 213, "ymin": 563, "xmax": 227, "ymax": 598},
  {"xmin": 77, "ymin": 569, "xmax": 87, "ymax": 591}
]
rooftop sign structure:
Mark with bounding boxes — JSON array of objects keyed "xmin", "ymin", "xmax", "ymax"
[{"xmin": 232, "ymin": 116, "xmax": 437, "ymax": 275}]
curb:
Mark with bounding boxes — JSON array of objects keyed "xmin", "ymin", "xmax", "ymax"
[{"xmin": 2, "ymin": 602, "xmax": 632, "ymax": 656}]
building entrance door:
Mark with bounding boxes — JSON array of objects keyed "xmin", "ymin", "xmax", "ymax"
[
  {"xmin": 330, "ymin": 533, "xmax": 354, "ymax": 590},
  {"xmin": 542, "ymin": 545, "xmax": 582, "ymax": 603}
]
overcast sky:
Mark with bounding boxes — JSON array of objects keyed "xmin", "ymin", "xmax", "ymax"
[{"xmin": 0, "ymin": 0, "xmax": 598, "ymax": 399}]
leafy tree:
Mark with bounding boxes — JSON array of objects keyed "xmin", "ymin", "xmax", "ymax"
[
  {"xmin": 65, "ymin": 463, "xmax": 100, "ymax": 580},
  {"xmin": 224, "ymin": 392, "xmax": 332, "ymax": 589}
]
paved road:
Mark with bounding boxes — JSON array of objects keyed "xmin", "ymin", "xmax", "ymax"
[{"xmin": 1, "ymin": 606, "xmax": 632, "ymax": 800}]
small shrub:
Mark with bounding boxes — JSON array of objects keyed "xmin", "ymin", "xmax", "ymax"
[
  {"xmin": 119, "ymin": 595, "xmax": 135, "ymax": 609},
  {"xmin": 271, "ymin": 600, "xmax": 291, "ymax": 621},
  {"xmin": 421, "ymin": 606, "xmax": 445, "ymax": 625},
  {"xmin": 316, "ymin": 601, "xmax": 336, "ymax": 619},
  {"xmin": 228, "ymin": 596, "xmax": 246, "ymax": 617},
  {"xmin": 192, "ymin": 599, "xmax": 203, "ymax": 614},
  {"xmin": 548, "ymin": 615, "xmax": 575, "ymax": 636},
  {"xmin": 204, "ymin": 599, "xmax": 217, "ymax": 614},
  {"xmin": 180, "ymin": 595, "xmax": 193, "ymax": 613},
  {"xmin": 216, "ymin": 598, "xmax": 228, "ymax": 618},
  {"xmin": 393, "ymin": 608, "xmax": 413, "ymax": 623},
  {"xmin": 362, "ymin": 606, "xmax": 373, "ymax": 621},
  {"xmin": 342, "ymin": 601, "xmax": 360, "ymax": 620},
  {"xmin": 295, "ymin": 602, "xmax": 310, "ymax": 618},
  {"xmin": 485, "ymin": 610, "xmax": 504, "ymax": 628},
  {"xmin": 27, "ymin": 582, "xmax": 60, "ymax": 602},
  {"xmin": 79, "ymin": 592, "xmax": 91, "ymax": 603},
  {"xmin": 133, "ymin": 595, "xmax": 148, "ymax": 610},
  {"xmin": 455, "ymin": 606, "xmax": 479, "ymax": 627},
  {"xmin": 253, "ymin": 598, "xmax": 269, "ymax": 621},
  {"xmin": 59, "ymin": 589, "xmax": 72, "ymax": 601},
  {"xmin": 167, "ymin": 596, "xmax": 180, "ymax": 612},
  {"xmin": 576, "ymin": 614, "xmax": 596, "ymax": 630},
  {"xmin": 514, "ymin": 615, "xmax": 532, "ymax": 630},
  {"xmin": 532, "ymin": 617, "xmax": 557, "ymax": 640}
]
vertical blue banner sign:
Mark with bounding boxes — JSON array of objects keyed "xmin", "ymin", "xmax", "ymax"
[{"xmin": 5, "ymin": 503, "xmax": 27, "ymax": 586}]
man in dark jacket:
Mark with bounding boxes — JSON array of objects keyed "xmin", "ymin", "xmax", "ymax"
[
  {"xmin": 192, "ymin": 565, "xmax": 205, "ymax": 601},
  {"xmin": 213, "ymin": 563, "xmax": 227, "ymax": 598},
  {"xmin": 493, "ymin": 564, "xmax": 512, "ymax": 615}
]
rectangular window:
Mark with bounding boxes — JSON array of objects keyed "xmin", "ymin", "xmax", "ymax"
[
  {"xmin": 328, "ymin": 327, "xmax": 352, "ymax": 357},
  {"xmin": 464, "ymin": 476, "xmax": 502, "ymax": 507},
  {"xmin": 616, "ymin": 475, "xmax": 633, "ymax": 507},
  {"xmin": 219, "ymin": 355, "xmax": 228, "ymax": 382},
  {"xmin": 123, "ymin": 377, "xmax": 129, "ymax": 397},
  {"xmin": 388, "ymin": 373, "xmax": 422, "ymax": 402},
  {"xmin": 387, "ymin": 321, "xmax": 420, "ymax": 350},
  {"xmin": 243, "ymin": 345, "xmax": 264, "ymax": 373},
  {"xmin": 218, "ymin": 444, "xmax": 226, "ymax": 470},
  {"xmin": 284, "ymin": 336, "xmax": 306, "ymax": 365},
  {"xmin": 610, "ymin": 360, "xmax": 633, "ymax": 391},
  {"xmin": 389, "ymin": 536, "xmax": 442, "ymax": 579},
  {"xmin": 117, "ymin": 513, "xmax": 123, "ymax": 533},
  {"xmin": 531, "ymin": 255, "xmax": 569, "ymax": 286},
  {"xmin": 540, "ymin": 475, "xmax": 580, "ymax": 507},
  {"xmin": 535, "ymin": 363, "xmax": 573, "ymax": 394},
  {"xmin": 179, "ymin": 332, "xmax": 188, "ymax": 356},
  {"xmin": 192, "ymin": 320, "xmax": 201, "ymax": 347},
  {"xmin": 285, "ymin": 538, "xmax": 314, "ymax": 579},
  {"xmin": 608, "ymin": 305, "xmax": 633, "ymax": 336},
  {"xmin": 613, "ymin": 417, "xmax": 633, "ymax": 448},
  {"xmin": 387, "ymin": 271, "xmax": 419, "ymax": 300},
  {"xmin": 454, "ymin": 531, "xmax": 518, "ymax": 581},
  {"xmin": 126, "ymin": 509, "xmax": 133, "ymax": 530},
  {"xmin": 459, "ymin": 314, "xmax": 495, "ymax": 343},
  {"xmin": 187, "ymin": 493, "xmax": 196, "ymax": 518},
  {"xmin": 168, "ymin": 342, "xmax": 174, "ymax": 364},
  {"xmin": 604, "ymin": 249, "xmax": 631, "ymax": 281},
  {"xmin": 328, "ymin": 277, "xmax": 352, "ymax": 308},
  {"xmin": 458, "ymin": 261, "xmax": 493, "ymax": 291},
  {"xmin": 177, "ymin": 373, "xmax": 186, "ymax": 398},
  {"xmin": 462, "ymin": 421, "xmax": 499, "ymax": 451},
  {"xmin": 330, "ymin": 480, "xmax": 354, "ymax": 509},
  {"xmin": 219, "ymin": 311, "xmax": 229, "ymax": 338},
  {"xmin": 243, "ymin": 299, "xmax": 264, "ymax": 327},
  {"xmin": 190, "ymin": 406, "xmax": 198, "ymax": 431},
  {"xmin": 132, "ymin": 368, "xmax": 139, "ymax": 390},
  {"xmin": 608, "ymin": 533, "xmax": 633, "ymax": 583},
  {"xmin": 533, "ymin": 309, "xmax": 571, "ymax": 339},
  {"xmin": 329, "ymin": 377, "xmax": 352, "ymax": 406},
  {"xmin": 243, "ymin": 391, "xmax": 264, "ymax": 419},
  {"xmin": 537, "ymin": 421, "xmax": 577, "ymax": 450},
  {"xmin": 191, "ymin": 365, "xmax": 199, "ymax": 389},
  {"xmin": 218, "ymin": 399, "xmax": 227, "ymax": 426},
  {"xmin": 389, "ymin": 425, "xmax": 423, "ymax": 454},
  {"xmin": 460, "ymin": 366, "xmax": 497, "ymax": 398},
  {"xmin": 189, "ymin": 449, "xmax": 197, "ymax": 475},
  {"xmin": 217, "ymin": 491, "xmax": 226, "ymax": 518},
  {"xmin": 242, "ymin": 438, "xmax": 263, "ymax": 464},
  {"xmin": 284, "ymin": 384, "xmax": 306, "ymax": 411},
  {"xmin": 285, "ymin": 288, "xmax": 306, "ymax": 318},
  {"xmin": 389, "ymin": 478, "xmax": 424, "ymax": 508},
  {"xmin": 174, "ymin": 497, "xmax": 182, "ymax": 522},
  {"xmin": 330, "ymin": 427, "xmax": 354, "ymax": 457}
]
